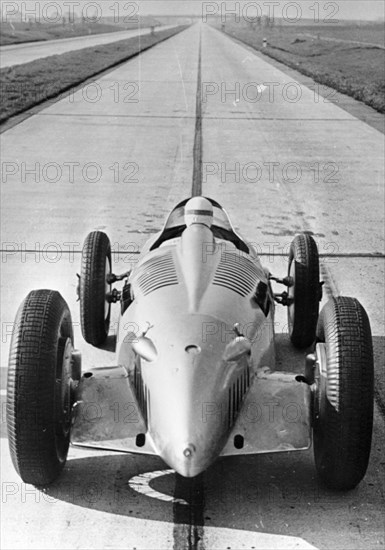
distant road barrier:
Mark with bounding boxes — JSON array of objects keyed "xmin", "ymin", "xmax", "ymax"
[{"xmin": 301, "ymin": 33, "xmax": 385, "ymax": 50}]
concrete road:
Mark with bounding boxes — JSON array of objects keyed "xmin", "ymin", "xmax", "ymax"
[
  {"xmin": 0, "ymin": 25, "xmax": 176, "ymax": 68},
  {"xmin": 1, "ymin": 23, "xmax": 384, "ymax": 550}
]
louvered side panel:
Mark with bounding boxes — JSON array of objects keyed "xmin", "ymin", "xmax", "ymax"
[
  {"xmin": 213, "ymin": 252, "xmax": 260, "ymax": 297},
  {"xmin": 132, "ymin": 251, "xmax": 179, "ymax": 297}
]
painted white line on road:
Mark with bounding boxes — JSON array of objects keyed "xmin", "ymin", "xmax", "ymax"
[
  {"xmin": 127, "ymin": 468, "xmax": 319, "ymax": 548},
  {"xmin": 203, "ymin": 526, "xmax": 319, "ymax": 549},
  {"xmin": 128, "ymin": 469, "xmax": 188, "ymax": 505}
]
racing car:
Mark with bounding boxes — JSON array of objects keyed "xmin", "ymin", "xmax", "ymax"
[{"xmin": 7, "ymin": 197, "xmax": 374, "ymax": 490}]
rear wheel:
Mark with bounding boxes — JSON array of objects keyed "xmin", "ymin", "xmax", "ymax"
[
  {"xmin": 287, "ymin": 234, "xmax": 320, "ymax": 348},
  {"xmin": 313, "ymin": 296, "xmax": 374, "ymax": 490},
  {"xmin": 80, "ymin": 231, "xmax": 111, "ymax": 346},
  {"xmin": 7, "ymin": 290, "xmax": 75, "ymax": 485}
]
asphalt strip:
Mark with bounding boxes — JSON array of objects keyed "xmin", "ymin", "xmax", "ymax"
[
  {"xmin": 173, "ymin": 25, "xmax": 206, "ymax": 550},
  {"xmin": 191, "ymin": 27, "xmax": 203, "ymax": 197}
]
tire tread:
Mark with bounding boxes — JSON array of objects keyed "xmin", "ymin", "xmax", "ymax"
[
  {"xmin": 80, "ymin": 231, "xmax": 111, "ymax": 346},
  {"xmin": 314, "ymin": 296, "xmax": 374, "ymax": 490},
  {"xmin": 288, "ymin": 234, "xmax": 320, "ymax": 348},
  {"xmin": 7, "ymin": 290, "xmax": 73, "ymax": 485}
]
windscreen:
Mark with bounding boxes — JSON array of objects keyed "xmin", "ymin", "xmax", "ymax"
[{"xmin": 163, "ymin": 199, "xmax": 233, "ymax": 232}]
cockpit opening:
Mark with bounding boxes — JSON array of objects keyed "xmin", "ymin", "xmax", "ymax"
[{"xmin": 149, "ymin": 197, "xmax": 249, "ymax": 253}]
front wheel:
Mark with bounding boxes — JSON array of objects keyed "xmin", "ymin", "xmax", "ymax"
[
  {"xmin": 7, "ymin": 290, "xmax": 76, "ymax": 485},
  {"xmin": 80, "ymin": 231, "xmax": 111, "ymax": 346},
  {"xmin": 313, "ymin": 296, "xmax": 374, "ymax": 490},
  {"xmin": 287, "ymin": 233, "xmax": 320, "ymax": 348}
]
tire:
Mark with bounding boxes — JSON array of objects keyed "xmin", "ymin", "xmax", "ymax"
[
  {"xmin": 287, "ymin": 234, "xmax": 320, "ymax": 348},
  {"xmin": 80, "ymin": 231, "xmax": 111, "ymax": 346},
  {"xmin": 313, "ymin": 296, "xmax": 374, "ymax": 490},
  {"xmin": 7, "ymin": 290, "xmax": 75, "ymax": 485}
]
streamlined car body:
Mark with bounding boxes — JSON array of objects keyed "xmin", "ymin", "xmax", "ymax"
[
  {"xmin": 72, "ymin": 197, "xmax": 310, "ymax": 477},
  {"xmin": 7, "ymin": 197, "xmax": 374, "ymax": 490}
]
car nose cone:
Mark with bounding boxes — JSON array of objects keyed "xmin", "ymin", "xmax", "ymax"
[
  {"xmin": 183, "ymin": 443, "xmax": 196, "ymax": 458},
  {"xmin": 161, "ymin": 441, "xmax": 209, "ymax": 478},
  {"xmin": 150, "ymin": 385, "xmax": 227, "ymax": 477}
]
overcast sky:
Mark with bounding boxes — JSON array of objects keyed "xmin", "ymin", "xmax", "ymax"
[
  {"xmin": 2, "ymin": 0, "xmax": 384, "ymax": 21},
  {"xmin": 140, "ymin": 1, "xmax": 384, "ymax": 20}
]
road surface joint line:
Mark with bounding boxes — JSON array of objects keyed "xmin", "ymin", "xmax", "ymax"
[
  {"xmin": 35, "ymin": 113, "xmax": 196, "ymax": 120},
  {"xmin": 0, "ymin": 250, "xmax": 383, "ymax": 258}
]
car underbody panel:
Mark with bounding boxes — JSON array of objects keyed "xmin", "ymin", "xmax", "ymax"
[
  {"xmin": 220, "ymin": 369, "xmax": 312, "ymax": 456},
  {"xmin": 71, "ymin": 365, "xmax": 311, "ymax": 458},
  {"xmin": 71, "ymin": 366, "xmax": 156, "ymax": 455}
]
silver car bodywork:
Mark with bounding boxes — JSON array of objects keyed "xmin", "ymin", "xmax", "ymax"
[{"xmin": 72, "ymin": 199, "xmax": 311, "ymax": 477}]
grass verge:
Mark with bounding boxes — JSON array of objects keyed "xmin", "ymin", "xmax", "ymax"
[
  {"xmin": 219, "ymin": 23, "xmax": 385, "ymax": 114},
  {"xmin": 0, "ymin": 22, "xmax": 126, "ymax": 46},
  {"xmin": 0, "ymin": 25, "xmax": 187, "ymax": 125},
  {"xmin": 0, "ymin": 17, "xmax": 163, "ymax": 46}
]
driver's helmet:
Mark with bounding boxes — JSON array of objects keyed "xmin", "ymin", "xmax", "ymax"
[{"xmin": 184, "ymin": 197, "xmax": 213, "ymax": 228}]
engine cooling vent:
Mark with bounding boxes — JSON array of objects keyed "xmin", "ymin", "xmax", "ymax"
[
  {"xmin": 228, "ymin": 368, "xmax": 250, "ymax": 428},
  {"xmin": 134, "ymin": 365, "xmax": 150, "ymax": 425},
  {"xmin": 133, "ymin": 251, "xmax": 178, "ymax": 296},
  {"xmin": 213, "ymin": 252, "xmax": 260, "ymax": 297}
]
